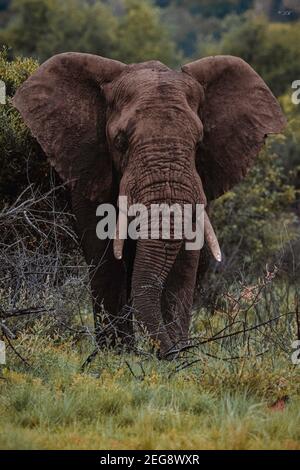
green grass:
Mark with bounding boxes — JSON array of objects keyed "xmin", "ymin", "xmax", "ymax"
[{"xmin": 0, "ymin": 326, "xmax": 300, "ymax": 450}]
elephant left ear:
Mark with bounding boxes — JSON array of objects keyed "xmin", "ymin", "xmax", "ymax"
[{"xmin": 182, "ymin": 55, "xmax": 287, "ymax": 200}]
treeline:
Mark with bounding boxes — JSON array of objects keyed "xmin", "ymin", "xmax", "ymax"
[
  {"xmin": 1, "ymin": 1, "xmax": 300, "ymax": 96},
  {"xmin": 0, "ymin": 0, "xmax": 178, "ymax": 65}
]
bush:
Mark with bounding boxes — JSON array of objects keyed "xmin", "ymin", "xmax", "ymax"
[
  {"xmin": 0, "ymin": 49, "xmax": 79, "ymax": 304},
  {"xmin": 0, "ymin": 48, "xmax": 69, "ymax": 207},
  {"xmin": 0, "ymin": 48, "xmax": 45, "ymax": 203},
  {"xmin": 212, "ymin": 144, "xmax": 298, "ymax": 277}
]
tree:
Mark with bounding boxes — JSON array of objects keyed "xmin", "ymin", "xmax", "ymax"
[
  {"xmin": 0, "ymin": 0, "xmax": 179, "ymax": 66},
  {"xmin": 0, "ymin": 0, "xmax": 10, "ymax": 11},
  {"xmin": 0, "ymin": 0, "xmax": 118, "ymax": 61},
  {"xmin": 116, "ymin": 0, "xmax": 179, "ymax": 66},
  {"xmin": 157, "ymin": 0, "xmax": 254, "ymax": 18}
]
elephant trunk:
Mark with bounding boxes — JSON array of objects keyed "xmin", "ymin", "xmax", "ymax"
[{"xmin": 131, "ymin": 238, "xmax": 182, "ymax": 357}]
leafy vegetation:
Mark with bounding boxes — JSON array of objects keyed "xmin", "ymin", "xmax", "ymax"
[
  {"xmin": 211, "ymin": 145, "xmax": 299, "ymax": 282},
  {"xmin": 0, "ymin": 0, "xmax": 178, "ymax": 66}
]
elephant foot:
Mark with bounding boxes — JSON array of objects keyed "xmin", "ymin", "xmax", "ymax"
[
  {"xmin": 158, "ymin": 338, "xmax": 191, "ymax": 360},
  {"xmin": 157, "ymin": 341, "xmax": 180, "ymax": 361},
  {"xmin": 94, "ymin": 305, "xmax": 135, "ymax": 352}
]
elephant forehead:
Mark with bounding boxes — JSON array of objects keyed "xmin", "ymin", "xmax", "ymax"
[{"xmin": 111, "ymin": 68, "xmax": 196, "ymax": 103}]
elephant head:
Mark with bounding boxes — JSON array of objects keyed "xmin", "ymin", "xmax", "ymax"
[{"xmin": 13, "ymin": 53, "xmax": 286, "ymax": 356}]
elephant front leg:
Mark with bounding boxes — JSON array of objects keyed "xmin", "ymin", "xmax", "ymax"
[
  {"xmin": 161, "ymin": 246, "xmax": 200, "ymax": 352},
  {"xmin": 89, "ymin": 246, "xmax": 134, "ymax": 349},
  {"xmin": 71, "ymin": 191, "xmax": 134, "ymax": 349}
]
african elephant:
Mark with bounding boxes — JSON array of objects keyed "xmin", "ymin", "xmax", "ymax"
[{"xmin": 13, "ymin": 53, "xmax": 286, "ymax": 358}]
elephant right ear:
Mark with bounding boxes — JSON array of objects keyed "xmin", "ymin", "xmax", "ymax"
[{"xmin": 13, "ymin": 52, "xmax": 126, "ymax": 201}]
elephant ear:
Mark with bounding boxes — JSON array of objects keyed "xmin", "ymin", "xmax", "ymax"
[
  {"xmin": 182, "ymin": 55, "xmax": 287, "ymax": 200},
  {"xmin": 13, "ymin": 52, "xmax": 126, "ymax": 201}
]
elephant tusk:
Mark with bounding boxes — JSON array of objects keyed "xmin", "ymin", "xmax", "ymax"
[
  {"xmin": 204, "ymin": 211, "xmax": 222, "ymax": 262},
  {"xmin": 113, "ymin": 176, "xmax": 131, "ymax": 260},
  {"xmin": 113, "ymin": 208, "xmax": 128, "ymax": 260},
  {"xmin": 113, "ymin": 233, "xmax": 124, "ymax": 260}
]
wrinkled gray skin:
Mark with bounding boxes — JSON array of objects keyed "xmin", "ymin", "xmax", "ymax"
[{"xmin": 13, "ymin": 53, "xmax": 286, "ymax": 358}]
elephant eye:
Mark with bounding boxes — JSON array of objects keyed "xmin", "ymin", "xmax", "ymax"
[
  {"xmin": 196, "ymin": 137, "xmax": 203, "ymax": 151},
  {"xmin": 196, "ymin": 128, "xmax": 204, "ymax": 149},
  {"xmin": 114, "ymin": 131, "xmax": 129, "ymax": 153}
]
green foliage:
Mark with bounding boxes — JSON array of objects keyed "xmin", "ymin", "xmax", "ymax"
[
  {"xmin": 1, "ymin": 1, "xmax": 300, "ymax": 66},
  {"xmin": 0, "ymin": 0, "xmax": 118, "ymax": 61},
  {"xmin": 0, "ymin": 0, "xmax": 10, "ymax": 11},
  {"xmin": 0, "ymin": 46, "xmax": 37, "ymax": 92},
  {"xmin": 185, "ymin": 0, "xmax": 254, "ymax": 18},
  {"xmin": 159, "ymin": 2, "xmax": 252, "ymax": 58},
  {"xmin": 0, "ymin": 48, "xmax": 47, "ymax": 204},
  {"xmin": 212, "ymin": 144, "xmax": 298, "ymax": 279},
  {"xmin": 156, "ymin": 0, "xmax": 254, "ymax": 18},
  {"xmin": 0, "ymin": 0, "xmax": 178, "ymax": 66},
  {"xmin": 116, "ymin": 0, "xmax": 179, "ymax": 66},
  {"xmin": 274, "ymin": 95, "xmax": 300, "ymax": 176}
]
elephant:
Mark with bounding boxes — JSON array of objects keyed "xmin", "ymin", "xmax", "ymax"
[{"xmin": 12, "ymin": 53, "xmax": 286, "ymax": 358}]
